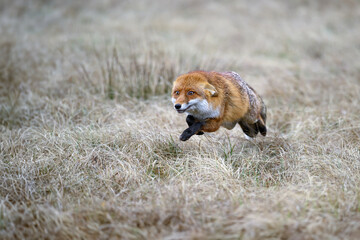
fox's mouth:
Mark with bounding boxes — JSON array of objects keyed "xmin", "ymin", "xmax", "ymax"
[
  {"xmin": 176, "ymin": 105, "xmax": 191, "ymax": 113},
  {"xmin": 176, "ymin": 109, "xmax": 187, "ymax": 113}
]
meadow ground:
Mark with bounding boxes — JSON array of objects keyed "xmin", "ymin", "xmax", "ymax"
[{"xmin": 1, "ymin": 0, "xmax": 360, "ymax": 239}]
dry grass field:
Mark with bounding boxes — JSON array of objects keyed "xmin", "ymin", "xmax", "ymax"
[{"xmin": 1, "ymin": 0, "xmax": 360, "ymax": 239}]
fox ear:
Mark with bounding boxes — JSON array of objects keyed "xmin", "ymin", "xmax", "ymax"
[{"xmin": 204, "ymin": 83, "xmax": 218, "ymax": 97}]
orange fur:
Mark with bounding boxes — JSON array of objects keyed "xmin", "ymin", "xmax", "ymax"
[{"xmin": 172, "ymin": 71, "xmax": 267, "ymax": 138}]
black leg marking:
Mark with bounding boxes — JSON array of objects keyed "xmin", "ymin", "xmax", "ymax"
[
  {"xmin": 186, "ymin": 115, "xmax": 204, "ymax": 135},
  {"xmin": 257, "ymin": 121, "xmax": 267, "ymax": 136},
  {"xmin": 259, "ymin": 103, "xmax": 267, "ymax": 136},
  {"xmin": 186, "ymin": 115, "xmax": 196, "ymax": 127},
  {"xmin": 180, "ymin": 121, "xmax": 204, "ymax": 141},
  {"xmin": 239, "ymin": 120, "xmax": 259, "ymax": 138}
]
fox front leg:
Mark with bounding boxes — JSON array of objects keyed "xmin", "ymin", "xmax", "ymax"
[
  {"xmin": 180, "ymin": 121, "xmax": 204, "ymax": 141},
  {"xmin": 186, "ymin": 115, "xmax": 204, "ymax": 135},
  {"xmin": 200, "ymin": 118, "xmax": 222, "ymax": 132}
]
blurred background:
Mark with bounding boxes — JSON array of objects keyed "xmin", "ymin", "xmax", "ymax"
[{"xmin": 1, "ymin": 0, "xmax": 359, "ymax": 101}]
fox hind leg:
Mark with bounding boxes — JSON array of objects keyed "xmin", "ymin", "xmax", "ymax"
[
  {"xmin": 239, "ymin": 120, "xmax": 259, "ymax": 138},
  {"xmin": 257, "ymin": 119, "xmax": 267, "ymax": 136},
  {"xmin": 260, "ymin": 101, "xmax": 267, "ymax": 124},
  {"xmin": 258, "ymin": 102, "xmax": 267, "ymax": 136}
]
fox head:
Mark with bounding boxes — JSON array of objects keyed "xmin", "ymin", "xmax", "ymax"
[{"xmin": 171, "ymin": 72, "xmax": 218, "ymax": 114}]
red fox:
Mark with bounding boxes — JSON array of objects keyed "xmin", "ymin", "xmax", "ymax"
[{"xmin": 171, "ymin": 71, "xmax": 267, "ymax": 141}]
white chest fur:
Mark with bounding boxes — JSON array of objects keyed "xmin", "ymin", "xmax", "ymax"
[{"xmin": 186, "ymin": 99, "xmax": 220, "ymax": 120}]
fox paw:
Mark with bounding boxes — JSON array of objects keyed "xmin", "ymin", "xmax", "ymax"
[
  {"xmin": 179, "ymin": 134, "xmax": 191, "ymax": 141},
  {"xmin": 196, "ymin": 131, "xmax": 204, "ymax": 135},
  {"xmin": 180, "ymin": 129, "xmax": 193, "ymax": 141}
]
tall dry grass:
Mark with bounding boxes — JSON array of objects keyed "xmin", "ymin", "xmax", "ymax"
[{"xmin": 1, "ymin": 0, "xmax": 360, "ymax": 239}]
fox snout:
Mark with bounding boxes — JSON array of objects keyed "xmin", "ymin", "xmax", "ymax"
[
  {"xmin": 173, "ymin": 102, "xmax": 189, "ymax": 113},
  {"xmin": 172, "ymin": 98, "xmax": 189, "ymax": 113}
]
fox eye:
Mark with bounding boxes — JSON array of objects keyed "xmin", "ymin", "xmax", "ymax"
[
  {"xmin": 174, "ymin": 91, "xmax": 180, "ymax": 95},
  {"xmin": 187, "ymin": 91, "xmax": 195, "ymax": 95}
]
